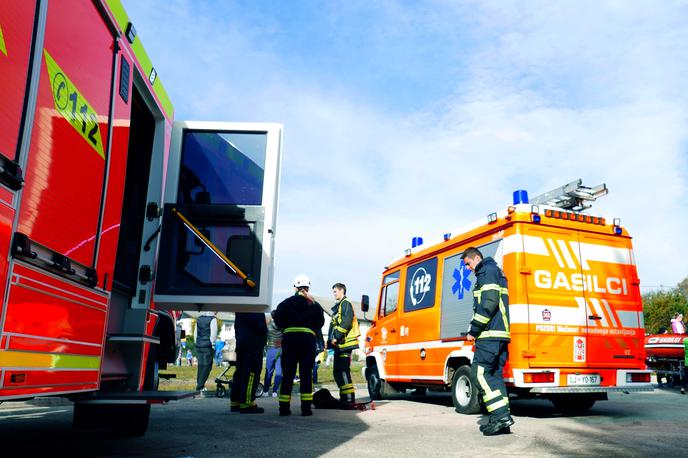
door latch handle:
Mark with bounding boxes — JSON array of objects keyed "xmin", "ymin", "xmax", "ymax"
[
  {"xmin": 588, "ymin": 315, "xmax": 602, "ymax": 320},
  {"xmin": 390, "ymin": 328, "xmax": 397, "ymax": 333}
]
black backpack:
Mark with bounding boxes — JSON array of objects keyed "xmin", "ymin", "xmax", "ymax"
[{"xmin": 313, "ymin": 388, "xmax": 340, "ymax": 409}]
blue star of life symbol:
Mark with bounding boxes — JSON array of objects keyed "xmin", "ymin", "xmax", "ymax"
[{"xmin": 452, "ymin": 260, "xmax": 472, "ymax": 300}]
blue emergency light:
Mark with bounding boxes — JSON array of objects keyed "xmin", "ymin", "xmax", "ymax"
[
  {"xmin": 412, "ymin": 237, "xmax": 424, "ymax": 248},
  {"xmin": 513, "ymin": 189, "xmax": 529, "ymax": 205}
]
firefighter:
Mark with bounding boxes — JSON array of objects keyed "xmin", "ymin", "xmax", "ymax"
[
  {"xmin": 328, "ymin": 282, "xmax": 361, "ymax": 407},
  {"xmin": 273, "ymin": 275, "xmax": 325, "ymax": 416},
  {"xmin": 230, "ymin": 312, "xmax": 267, "ymax": 414},
  {"xmin": 462, "ymin": 247, "xmax": 514, "ymax": 436}
]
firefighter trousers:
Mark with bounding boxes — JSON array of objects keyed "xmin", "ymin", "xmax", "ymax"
[
  {"xmin": 333, "ymin": 349, "xmax": 354, "ymax": 401},
  {"xmin": 230, "ymin": 343, "xmax": 264, "ymax": 409},
  {"xmin": 279, "ymin": 332, "xmax": 316, "ymax": 410},
  {"xmin": 471, "ymin": 340, "xmax": 509, "ymax": 418}
]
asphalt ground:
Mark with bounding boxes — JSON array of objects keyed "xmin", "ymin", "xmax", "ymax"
[{"xmin": 1, "ymin": 385, "xmax": 686, "ymax": 457}]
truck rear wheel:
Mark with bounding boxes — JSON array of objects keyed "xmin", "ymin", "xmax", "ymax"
[
  {"xmin": 367, "ymin": 365, "xmax": 385, "ymax": 400},
  {"xmin": 451, "ymin": 366, "xmax": 480, "ymax": 414},
  {"xmin": 551, "ymin": 395, "xmax": 596, "ymax": 415}
]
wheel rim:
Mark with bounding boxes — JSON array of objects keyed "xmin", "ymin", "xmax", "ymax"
[
  {"xmin": 455, "ymin": 375, "xmax": 472, "ymax": 406},
  {"xmin": 369, "ymin": 372, "xmax": 380, "ymax": 393}
]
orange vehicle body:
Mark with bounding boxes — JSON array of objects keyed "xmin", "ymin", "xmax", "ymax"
[{"xmin": 364, "ymin": 203, "xmax": 652, "ymax": 412}]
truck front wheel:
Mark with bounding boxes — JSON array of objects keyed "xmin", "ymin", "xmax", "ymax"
[
  {"xmin": 451, "ymin": 366, "xmax": 481, "ymax": 414},
  {"xmin": 367, "ymin": 365, "xmax": 385, "ymax": 400}
]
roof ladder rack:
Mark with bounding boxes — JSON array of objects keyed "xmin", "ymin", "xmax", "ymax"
[{"xmin": 529, "ymin": 179, "xmax": 608, "ymax": 211}]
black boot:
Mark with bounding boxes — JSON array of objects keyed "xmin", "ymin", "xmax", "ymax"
[
  {"xmin": 240, "ymin": 404, "xmax": 264, "ymax": 414},
  {"xmin": 279, "ymin": 401, "xmax": 291, "ymax": 416},
  {"xmin": 482, "ymin": 414, "xmax": 514, "ymax": 436},
  {"xmin": 301, "ymin": 401, "xmax": 313, "ymax": 416}
]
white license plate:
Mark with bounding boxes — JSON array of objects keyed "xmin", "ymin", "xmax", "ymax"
[{"xmin": 567, "ymin": 374, "xmax": 600, "ymax": 386}]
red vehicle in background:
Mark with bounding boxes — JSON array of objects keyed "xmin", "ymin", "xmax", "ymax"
[
  {"xmin": 644, "ymin": 334, "xmax": 688, "ymax": 389},
  {"xmin": 0, "ymin": 0, "xmax": 282, "ymax": 435}
]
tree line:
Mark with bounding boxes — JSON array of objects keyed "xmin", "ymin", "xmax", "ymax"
[{"xmin": 642, "ymin": 277, "xmax": 688, "ymax": 334}]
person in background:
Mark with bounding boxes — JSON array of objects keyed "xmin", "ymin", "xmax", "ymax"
[
  {"xmin": 671, "ymin": 313, "xmax": 686, "ymax": 334},
  {"xmin": 214, "ymin": 337, "xmax": 225, "ymax": 367},
  {"xmin": 186, "ymin": 349, "xmax": 193, "ymax": 366},
  {"xmin": 264, "ymin": 313, "xmax": 283, "ymax": 398},
  {"xmin": 194, "ymin": 311, "xmax": 217, "ymax": 391},
  {"xmin": 230, "ymin": 312, "xmax": 268, "ymax": 414}
]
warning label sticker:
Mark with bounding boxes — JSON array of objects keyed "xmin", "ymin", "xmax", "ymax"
[{"xmin": 573, "ymin": 336, "xmax": 586, "ymax": 362}]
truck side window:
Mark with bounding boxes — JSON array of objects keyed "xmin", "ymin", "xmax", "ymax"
[
  {"xmin": 379, "ymin": 271, "xmax": 400, "ymax": 318},
  {"xmin": 384, "ymin": 282, "xmax": 399, "ymax": 316}
]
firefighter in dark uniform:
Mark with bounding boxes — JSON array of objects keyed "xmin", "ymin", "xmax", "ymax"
[
  {"xmin": 462, "ymin": 246, "xmax": 514, "ymax": 436},
  {"xmin": 273, "ymin": 275, "xmax": 325, "ymax": 416},
  {"xmin": 329, "ymin": 282, "xmax": 361, "ymax": 407},
  {"xmin": 230, "ymin": 312, "xmax": 267, "ymax": 414}
]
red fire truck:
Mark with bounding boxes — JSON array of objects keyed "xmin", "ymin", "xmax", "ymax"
[{"xmin": 0, "ymin": 0, "xmax": 282, "ymax": 435}]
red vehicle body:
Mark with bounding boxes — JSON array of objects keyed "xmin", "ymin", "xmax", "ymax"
[{"xmin": 0, "ymin": 0, "xmax": 282, "ymax": 435}]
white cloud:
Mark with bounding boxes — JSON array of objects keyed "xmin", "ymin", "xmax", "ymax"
[{"xmin": 123, "ymin": 0, "xmax": 688, "ymax": 305}]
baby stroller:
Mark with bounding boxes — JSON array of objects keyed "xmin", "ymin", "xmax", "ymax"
[{"xmin": 215, "ymin": 348, "xmax": 264, "ymax": 398}]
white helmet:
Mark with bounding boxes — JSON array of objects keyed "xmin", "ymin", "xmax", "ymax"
[{"xmin": 293, "ymin": 274, "xmax": 311, "ymax": 288}]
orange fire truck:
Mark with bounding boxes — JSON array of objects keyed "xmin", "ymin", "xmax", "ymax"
[
  {"xmin": 0, "ymin": 0, "xmax": 281, "ymax": 435},
  {"xmin": 363, "ymin": 181, "xmax": 652, "ymax": 414}
]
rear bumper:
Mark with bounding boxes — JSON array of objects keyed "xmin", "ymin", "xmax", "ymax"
[
  {"xmin": 512, "ymin": 368, "xmax": 654, "ymax": 391},
  {"xmin": 530, "ymin": 386, "xmax": 653, "ymax": 394}
]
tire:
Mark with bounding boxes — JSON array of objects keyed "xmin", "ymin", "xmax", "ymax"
[
  {"xmin": 551, "ymin": 395, "xmax": 596, "ymax": 415},
  {"xmin": 367, "ymin": 365, "xmax": 385, "ymax": 400},
  {"xmin": 144, "ymin": 359, "xmax": 159, "ymax": 391},
  {"xmin": 216, "ymin": 384, "xmax": 226, "ymax": 398},
  {"xmin": 113, "ymin": 404, "xmax": 151, "ymax": 436},
  {"xmin": 255, "ymin": 383, "xmax": 264, "ymax": 398},
  {"xmin": 73, "ymin": 402, "xmax": 151, "ymax": 437},
  {"xmin": 451, "ymin": 366, "xmax": 481, "ymax": 414}
]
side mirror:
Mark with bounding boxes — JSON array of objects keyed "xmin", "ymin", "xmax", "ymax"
[{"xmin": 361, "ymin": 294, "xmax": 370, "ymax": 313}]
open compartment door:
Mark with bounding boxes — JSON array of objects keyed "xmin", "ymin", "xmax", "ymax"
[{"xmin": 154, "ymin": 121, "xmax": 282, "ymax": 312}]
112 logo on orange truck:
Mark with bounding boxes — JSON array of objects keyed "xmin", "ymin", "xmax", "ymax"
[{"xmin": 363, "ymin": 180, "xmax": 652, "ymax": 415}]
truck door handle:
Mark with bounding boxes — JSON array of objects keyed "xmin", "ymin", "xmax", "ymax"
[
  {"xmin": 588, "ymin": 315, "xmax": 602, "ymax": 320},
  {"xmin": 390, "ymin": 328, "xmax": 396, "ymax": 333}
]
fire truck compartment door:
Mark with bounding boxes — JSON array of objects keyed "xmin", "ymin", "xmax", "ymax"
[
  {"xmin": 577, "ymin": 233, "xmax": 642, "ymax": 369},
  {"xmin": 523, "ymin": 226, "xmax": 590, "ymax": 368},
  {"xmin": 154, "ymin": 121, "xmax": 282, "ymax": 312}
]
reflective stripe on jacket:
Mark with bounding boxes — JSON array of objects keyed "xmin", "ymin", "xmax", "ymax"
[
  {"xmin": 468, "ymin": 257, "xmax": 510, "ymax": 341},
  {"xmin": 330, "ymin": 297, "xmax": 361, "ymax": 351}
]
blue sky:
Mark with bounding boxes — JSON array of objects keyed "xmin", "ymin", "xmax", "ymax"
[{"xmin": 122, "ymin": 0, "xmax": 688, "ymax": 305}]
